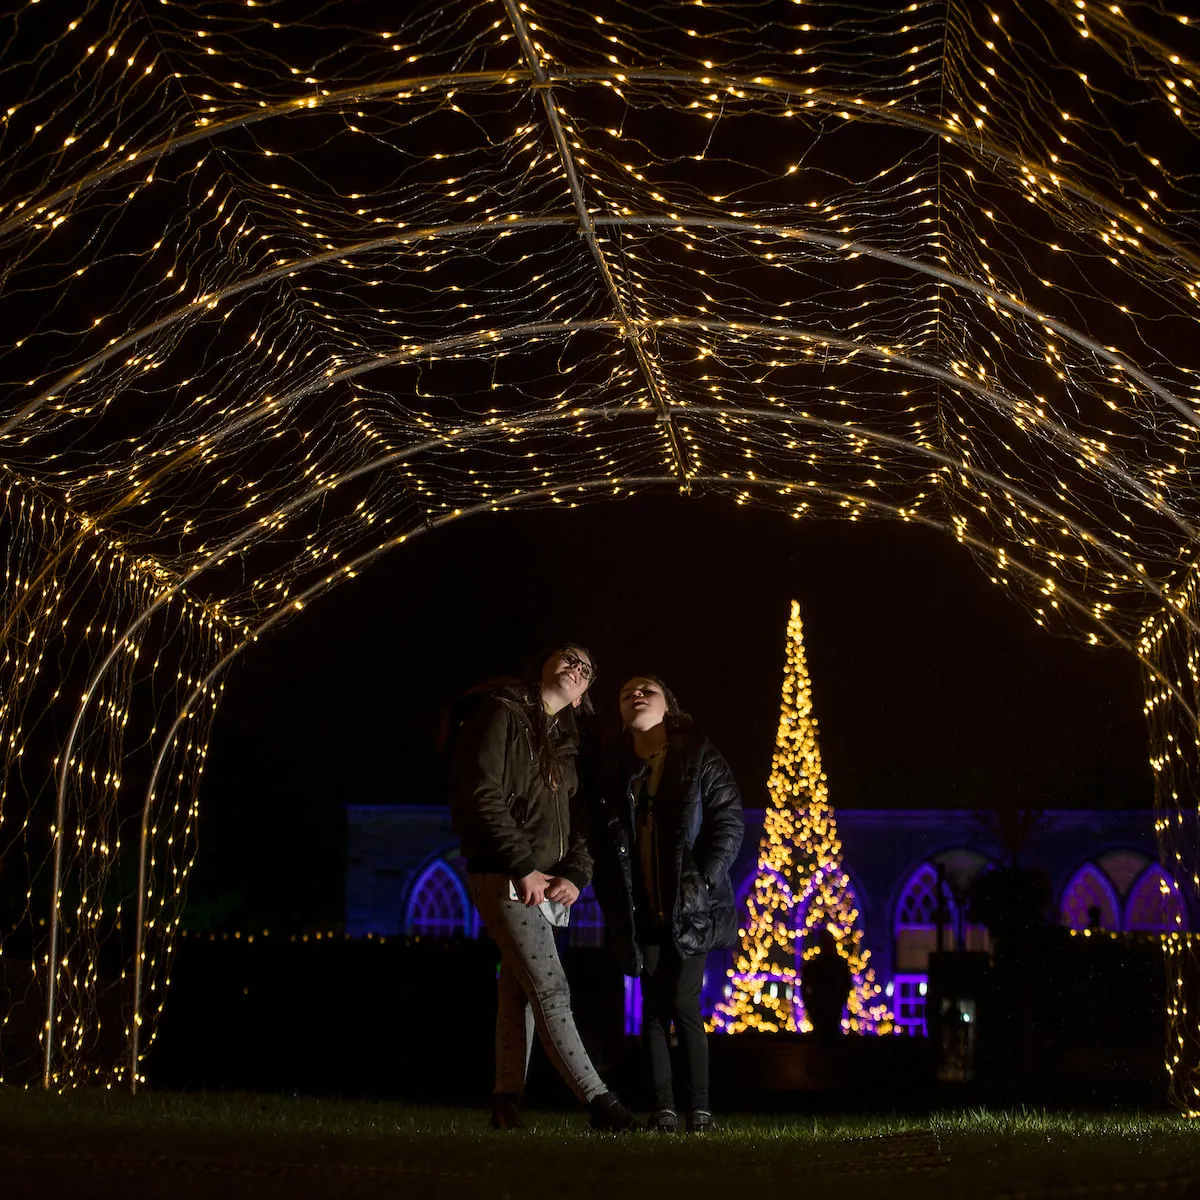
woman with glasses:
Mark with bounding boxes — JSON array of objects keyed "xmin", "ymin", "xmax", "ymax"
[
  {"xmin": 448, "ymin": 645, "xmax": 635, "ymax": 1133},
  {"xmin": 588, "ymin": 676, "xmax": 743, "ymax": 1134}
]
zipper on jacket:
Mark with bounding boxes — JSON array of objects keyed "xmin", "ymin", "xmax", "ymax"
[
  {"xmin": 622, "ymin": 783, "xmax": 637, "ymax": 922},
  {"xmin": 555, "ymin": 783, "xmax": 567, "ymax": 864}
]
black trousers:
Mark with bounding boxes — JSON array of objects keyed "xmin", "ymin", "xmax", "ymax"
[{"xmin": 640, "ymin": 943, "xmax": 709, "ymax": 1112}]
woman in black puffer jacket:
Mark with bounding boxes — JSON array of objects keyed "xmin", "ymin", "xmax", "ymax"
[{"xmin": 588, "ymin": 675, "xmax": 743, "ymax": 1134}]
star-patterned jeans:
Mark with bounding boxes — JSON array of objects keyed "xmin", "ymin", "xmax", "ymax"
[{"xmin": 468, "ymin": 873, "xmax": 607, "ymax": 1103}]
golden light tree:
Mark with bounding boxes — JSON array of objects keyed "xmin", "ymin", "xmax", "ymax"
[{"xmin": 713, "ymin": 600, "xmax": 892, "ymax": 1034}]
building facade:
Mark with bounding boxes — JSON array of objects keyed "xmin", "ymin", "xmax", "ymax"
[{"xmin": 345, "ymin": 804, "xmax": 1187, "ymax": 1034}]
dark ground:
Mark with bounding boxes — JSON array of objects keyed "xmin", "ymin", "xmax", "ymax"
[{"xmin": 1, "ymin": 1091, "xmax": 1196, "ymax": 1200}]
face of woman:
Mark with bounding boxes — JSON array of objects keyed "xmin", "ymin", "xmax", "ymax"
[
  {"xmin": 619, "ymin": 677, "xmax": 669, "ymax": 732},
  {"xmin": 541, "ymin": 646, "xmax": 594, "ymax": 708}
]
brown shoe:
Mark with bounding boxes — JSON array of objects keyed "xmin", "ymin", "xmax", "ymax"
[{"xmin": 490, "ymin": 1092, "xmax": 524, "ymax": 1130}]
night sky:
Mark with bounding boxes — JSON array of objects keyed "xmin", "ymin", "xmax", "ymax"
[{"xmin": 191, "ymin": 494, "xmax": 1150, "ymax": 931}]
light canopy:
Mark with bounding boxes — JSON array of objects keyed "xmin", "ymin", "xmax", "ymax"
[{"xmin": 1, "ymin": 0, "xmax": 1200, "ymax": 1104}]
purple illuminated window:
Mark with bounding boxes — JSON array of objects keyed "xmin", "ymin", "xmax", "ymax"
[
  {"xmin": 891, "ymin": 974, "xmax": 928, "ymax": 1037},
  {"xmin": 1125, "ymin": 865, "xmax": 1188, "ymax": 932},
  {"xmin": 1060, "ymin": 864, "xmax": 1120, "ymax": 930},
  {"xmin": 893, "ymin": 863, "xmax": 960, "ymax": 989},
  {"xmin": 896, "ymin": 863, "xmax": 959, "ymax": 928},
  {"xmin": 405, "ymin": 859, "xmax": 471, "ymax": 937}
]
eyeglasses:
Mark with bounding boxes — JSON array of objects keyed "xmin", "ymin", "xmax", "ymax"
[{"xmin": 559, "ymin": 649, "xmax": 596, "ymax": 682}]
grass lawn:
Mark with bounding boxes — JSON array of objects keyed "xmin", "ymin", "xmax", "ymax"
[{"xmin": 0, "ymin": 1090, "xmax": 1197, "ymax": 1199}]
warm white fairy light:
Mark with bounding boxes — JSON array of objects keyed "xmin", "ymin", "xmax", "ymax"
[
  {"xmin": 1, "ymin": 0, "xmax": 1199, "ymax": 1093},
  {"xmin": 712, "ymin": 601, "xmax": 892, "ymax": 1035}
]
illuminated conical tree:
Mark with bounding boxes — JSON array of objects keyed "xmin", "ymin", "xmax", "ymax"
[{"xmin": 713, "ymin": 601, "xmax": 893, "ymax": 1034}]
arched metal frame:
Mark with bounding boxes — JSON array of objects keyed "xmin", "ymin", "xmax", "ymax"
[{"xmin": 5, "ymin": 0, "xmax": 1199, "ymax": 1100}]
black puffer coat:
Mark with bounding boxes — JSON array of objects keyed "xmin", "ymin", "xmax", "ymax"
[{"xmin": 588, "ymin": 727, "xmax": 743, "ymax": 974}]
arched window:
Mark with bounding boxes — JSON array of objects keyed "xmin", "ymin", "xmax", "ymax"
[
  {"xmin": 1125, "ymin": 865, "xmax": 1188, "ymax": 932},
  {"xmin": 567, "ymin": 883, "xmax": 606, "ymax": 947},
  {"xmin": 1060, "ymin": 863, "xmax": 1120, "ymax": 930},
  {"xmin": 896, "ymin": 863, "xmax": 959, "ymax": 929},
  {"xmin": 405, "ymin": 860, "xmax": 471, "ymax": 937},
  {"xmin": 893, "ymin": 863, "xmax": 959, "ymax": 978}
]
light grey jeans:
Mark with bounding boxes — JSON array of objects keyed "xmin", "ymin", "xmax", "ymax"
[{"xmin": 468, "ymin": 873, "xmax": 607, "ymax": 1103}]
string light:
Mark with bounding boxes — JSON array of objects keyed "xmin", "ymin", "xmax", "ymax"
[
  {"xmin": 713, "ymin": 601, "xmax": 892, "ymax": 1035},
  {"xmin": 0, "ymin": 0, "xmax": 1198, "ymax": 1092},
  {"xmin": 1138, "ymin": 560, "xmax": 1200, "ymax": 1116}
]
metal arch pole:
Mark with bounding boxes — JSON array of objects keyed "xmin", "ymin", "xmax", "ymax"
[
  {"xmin": 0, "ymin": 322, "xmax": 616, "ymax": 654},
  {"xmin": 75, "ymin": 295, "xmax": 1200, "ymax": 557},
  {"xmin": 9, "ymin": 295, "xmax": 1195, "ymax": 671},
  {"xmin": 40, "ymin": 313, "xmax": 1200, "ymax": 887},
  {"xmin": 652, "ymin": 314, "xmax": 1200, "ymax": 545},
  {"xmin": 664, "ymin": 401, "xmax": 1186, "ymax": 617},
  {"xmin": 46, "ymin": 375, "xmax": 1200, "ymax": 945},
  {"xmin": 0, "ymin": 220, "xmax": 582, "ymax": 438},
  {"xmin": 5, "ymin": 63, "xmax": 1191, "ymax": 278},
  {"xmin": 42, "ymin": 771, "xmax": 70, "ymax": 1088},
  {"xmin": 10, "ymin": 209, "xmax": 1195, "ymax": 447},
  {"xmin": 129, "ymin": 767, "xmax": 156, "ymax": 1093},
  {"xmin": 129, "ymin": 669, "xmax": 233, "ymax": 1092},
  {"xmin": 501, "ymin": 0, "xmax": 693, "ymax": 487}
]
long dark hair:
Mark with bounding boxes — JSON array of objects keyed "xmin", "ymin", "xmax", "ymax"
[{"xmin": 522, "ymin": 643, "xmax": 597, "ymax": 791}]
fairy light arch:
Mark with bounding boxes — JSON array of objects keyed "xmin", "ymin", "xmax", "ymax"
[{"xmin": 3, "ymin": 0, "xmax": 1200, "ymax": 1106}]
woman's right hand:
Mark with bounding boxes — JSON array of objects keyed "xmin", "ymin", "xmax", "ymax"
[{"xmin": 514, "ymin": 870, "xmax": 553, "ymax": 905}]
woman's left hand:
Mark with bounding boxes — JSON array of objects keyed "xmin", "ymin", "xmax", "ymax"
[{"xmin": 545, "ymin": 876, "xmax": 580, "ymax": 906}]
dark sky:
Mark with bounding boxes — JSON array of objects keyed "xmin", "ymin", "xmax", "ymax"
[{"xmin": 192, "ymin": 495, "xmax": 1150, "ymax": 929}]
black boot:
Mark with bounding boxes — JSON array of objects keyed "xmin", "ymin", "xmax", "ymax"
[
  {"xmin": 587, "ymin": 1091, "xmax": 637, "ymax": 1133},
  {"xmin": 490, "ymin": 1092, "xmax": 524, "ymax": 1130}
]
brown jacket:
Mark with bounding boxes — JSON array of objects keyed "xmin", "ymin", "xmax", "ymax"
[{"xmin": 449, "ymin": 687, "xmax": 592, "ymax": 889}]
